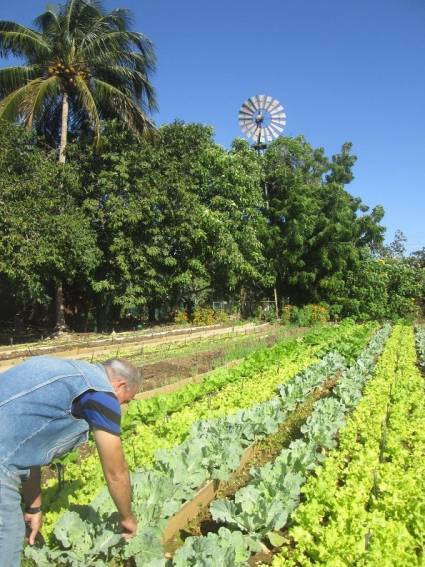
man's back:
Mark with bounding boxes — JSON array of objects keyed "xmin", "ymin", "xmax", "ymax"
[{"xmin": 0, "ymin": 356, "xmax": 113, "ymax": 477}]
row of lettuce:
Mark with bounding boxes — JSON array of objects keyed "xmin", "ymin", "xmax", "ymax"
[
  {"xmin": 38, "ymin": 321, "xmax": 373, "ymax": 537},
  {"xmin": 271, "ymin": 323, "xmax": 425, "ymax": 566},
  {"xmin": 25, "ymin": 321, "xmax": 376, "ymax": 565}
]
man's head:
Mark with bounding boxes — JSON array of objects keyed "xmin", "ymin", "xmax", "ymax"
[{"xmin": 103, "ymin": 358, "xmax": 142, "ymax": 404}]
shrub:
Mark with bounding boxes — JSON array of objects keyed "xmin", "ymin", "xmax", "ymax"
[
  {"xmin": 281, "ymin": 304, "xmax": 329, "ymax": 326},
  {"xmin": 192, "ymin": 307, "xmax": 216, "ymax": 326},
  {"xmin": 173, "ymin": 309, "xmax": 189, "ymax": 325}
]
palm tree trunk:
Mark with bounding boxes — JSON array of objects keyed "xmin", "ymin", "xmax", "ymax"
[
  {"xmin": 54, "ymin": 93, "xmax": 70, "ymax": 333},
  {"xmin": 58, "ymin": 92, "xmax": 69, "ymax": 164}
]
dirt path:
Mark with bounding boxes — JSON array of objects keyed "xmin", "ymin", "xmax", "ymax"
[{"xmin": 0, "ymin": 323, "xmax": 270, "ymax": 373}]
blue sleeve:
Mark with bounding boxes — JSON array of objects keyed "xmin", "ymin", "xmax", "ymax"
[{"xmin": 72, "ymin": 390, "xmax": 121, "ymax": 436}]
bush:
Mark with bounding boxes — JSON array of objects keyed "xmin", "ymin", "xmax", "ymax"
[
  {"xmin": 173, "ymin": 309, "xmax": 189, "ymax": 325},
  {"xmin": 214, "ymin": 309, "xmax": 230, "ymax": 324},
  {"xmin": 281, "ymin": 304, "xmax": 329, "ymax": 326},
  {"xmin": 192, "ymin": 307, "xmax": 216, "ymax": 326}
]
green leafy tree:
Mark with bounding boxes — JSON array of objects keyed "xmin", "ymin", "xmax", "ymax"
[
  {"xmin": 410, "ymin": 247, "xmax": 425, "ymax": 268},
  {"xmin": 262, "ymin": 137, "xmax": 385, "ymax": 309},
  {"xmin": 0, "ymin": 121, "xmax": 99, "ymax": 324},
  {"xmin": 71, "ymin": 122, "xmax": 267, "ymax": 324},
  {"xmin": 0, "ymin": 0, "xmax": 157, "ymax": 329},
  {"xmin": 331, "ymin": 252, "xmax": 423, "ymax": 320},
  {"xmin": 380, "ymin": 229, "xmax": 408, "ymax": 259}
]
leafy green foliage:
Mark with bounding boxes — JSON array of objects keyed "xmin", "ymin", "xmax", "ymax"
[
  {"xmin": 261, "ymin": 137, "xmax": 385, "ymax": 307},
  {"xmin": 330, "ymin": 251, "xmax": 424, "ymax": 320},
  {"xmin": 27, "ymin": 323, "xmax": 374, "ymax": 565},
  {"xmin": 207, "ymin": 326, "xmax": 390, "ymax": 540},
  {"xmin": 70, "ymin": 121, "xmax": 266, "ymax": 317},
  {"xmin": 415, "ymin": 326, "xmax": 425, "ymax": 368},
  {"xmin": 0, "ymin": 121, "xmax": 99, "ymax": 311},
  {"xmin": 273, "ymin": 324, "xmax": 425, "ymax": 567},
  {"xmin": 173, "ymin": 527, "xmax": 261, "ymax": 567},
  {"xmin": 0, "ymin": 0, "xmax": 156, "ymax": 144}
]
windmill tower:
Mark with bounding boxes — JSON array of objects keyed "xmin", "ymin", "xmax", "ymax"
[{"xmin": 238, "ymin": 94, "xmax": 287, "ymax": 319}]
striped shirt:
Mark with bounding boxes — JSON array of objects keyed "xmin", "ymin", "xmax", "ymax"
[{"xmin": 72, "ymin": 390, "xmax": 121, "ymax": 436}]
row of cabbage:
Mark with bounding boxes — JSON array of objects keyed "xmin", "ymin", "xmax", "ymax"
[
  {"xmin": 270, "ymin": 323, "xmax": 425, "ymax": 566},
  {"xmin": 40, "ymin": 321, "xmax": 372, "ymax": 536},
  {"xmin": 172, "ymin": 324, "xmax": 392, "ymax": 566},
  {"xmin": 26, "ymin": 323, "xmax": 376, "ymax": 566}
]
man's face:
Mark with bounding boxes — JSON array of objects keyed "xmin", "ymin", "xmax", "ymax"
[{"xmin": 111, "ymin": 379, "xmax": 138, "ymax": 404}]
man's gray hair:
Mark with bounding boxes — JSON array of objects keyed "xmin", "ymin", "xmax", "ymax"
[{"xmin": 103, "ymin": 358, "xmax": 143, "ymax": 391}]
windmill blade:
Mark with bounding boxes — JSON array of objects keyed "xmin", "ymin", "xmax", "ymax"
[
  {"xmin": 240, "ymin": 116, "xmax": 255, "ymax": 129},
  {"xmin": 258, "ymin": 95, "xmax": 267, "ymax": 110},
  {"xmin": 264, "ymin": 126, "xmax": 276, "ymax": 142},
  {"xmin": 245, "ymin": 122, "xmax": 258, "ymax": 140},
  {"xmin": 271, "ymin": 112, "xmax": 286, "ymax": 122},
  {"xmin": 267, "ymin": 99, "xmax": 280, "ymax": 113},
  {"xmin": 239, "ymin": 106, "xmax": 255, "ymax": 118},
  {"xmin": 240, "ymin": 124, "xmax": 252, "ymax": 136},
  {"xmin": 270, "ymin": 105, "xmax": 284, "ymax": 117},
  {"xmin": 239, "ymin": 116, "xmax": 253, "ymax": 124},
  {"xmin": 271, "ymin": 118, "xmax": 286, "ymax": 129},
  {"xmin": 254, "ymin": 94, "xmax": 265, "ymax": 111},
  {"xmin": 269, "ymin": 123, "xmax": 283, "ymax": 138},
  {"xmin": 247, "ymin": 97, "xmax": 260, "ymax": 113},
  {"xmin": 264, "ymin": 96, "xmax": 275, "ymax": 112},
  {"xmin": 241, "ymin": 124, "xmax": 256, "ymax": 138},
  {"xmin": 270, "ymin": 121, "xmax": 285, "ymax": 134}
]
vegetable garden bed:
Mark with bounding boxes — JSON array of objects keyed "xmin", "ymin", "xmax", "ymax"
[
  {"xmin": 25, "ymin": 321, "xmax": 379, "ymax": 566},
  {"xmin": 37, "ymin": 321, "xmax": 371, "ymax": 541}
]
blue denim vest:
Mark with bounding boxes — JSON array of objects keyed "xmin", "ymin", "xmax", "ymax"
[{"xmin": 0, "ymin": 356, "xmax": 114, "ymax": 481}]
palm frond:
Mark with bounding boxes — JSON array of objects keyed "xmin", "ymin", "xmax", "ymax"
[
  {"xmin": 92, "ymin": 78, "xmax": 154, "ymax": 135},
  {"xmin": 74, "ymin": 75, "xmax": 101, "ymax": 145},
  {"xmin": 78, "ymin": 9, "xmax": 132, "ymax": 47},
  {"xmin": 0, "ymin": 21, "xmax": 51, "ymax": 59},
  {"xmin": 108, "ymin": 9, "xmax": 133, "ymax": 31},
  {"xmin": 91, "ymin": 63, "xmax": 157, "ymax": 111},
  {"xmin": 65, "ymin": 0, "xmax": 79, "ymax": 34},
  {"xmin": 0, "ymin": 78, "xmax": 46, "ymax": 123},
  {"xmin": 28, "ymin": 75, "xmax": 61, "ymax": 123},
  {"xmin": 0, "ymin": 65, "xmax": 42, "ymax": 98},
  {"xmin": 0, "ymin": 2, "xmax": 157, "ymax": 148},
  {"xmin": 33, "ymin": 5, "xmax": 60, "ymax": 36},
  {"xmin": 80, "ymin": 30, "xmax": 155, "ymax": 68}
]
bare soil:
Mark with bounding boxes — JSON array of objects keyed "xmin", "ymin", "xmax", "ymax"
[{"xmin": 140, "ymin": 332, "xmax": 281, "ymax": 392}]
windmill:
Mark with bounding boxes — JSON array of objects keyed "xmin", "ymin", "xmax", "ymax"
[
  {"xmin": 238, "ymin": 95, "xmax": 286, "ymax": 152},
  {"xmin": 238, "ymin": 95, "xmax": 287, "ymax": 319}
]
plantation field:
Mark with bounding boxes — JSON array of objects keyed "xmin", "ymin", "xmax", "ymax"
[{"xmin": 23, "ymin": 322, "xmax": 425, "ymax": 567}]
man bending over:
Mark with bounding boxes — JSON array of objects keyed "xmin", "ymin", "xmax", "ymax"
[{"xmin": 0, "ymin": 356, "xmax": 142, "ymax": 567}]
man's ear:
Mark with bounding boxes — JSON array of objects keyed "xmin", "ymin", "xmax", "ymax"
[{"xmin": 111, "ymin": 377, "xmax": 126, "ymax": 391}]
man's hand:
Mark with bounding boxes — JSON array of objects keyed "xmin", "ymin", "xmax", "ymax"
[
  {"xmin": 120, "ymin": 513, "xmax": 138, "ymax": 539},
  {"xmin": 93, "ymin": 429, "xmax": 135, "ymax": 526},
  {"xmin": 24, "ymin": 511, "xmax": 43, "ymax": 545}
]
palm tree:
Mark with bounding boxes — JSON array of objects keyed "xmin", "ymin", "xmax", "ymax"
[{"xmin": 0, "ymin": 0, "xmax": 157, "ymax": 330}]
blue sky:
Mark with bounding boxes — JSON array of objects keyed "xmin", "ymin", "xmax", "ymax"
[{"xmin": 2, "ymin": 0, "xmax": 424, "ymax": 253}]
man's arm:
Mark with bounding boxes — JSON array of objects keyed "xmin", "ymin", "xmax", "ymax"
[
  {"xmin": 93, "ymin": 428, "xmax": 137, "ymax": 538},
  {"xmin": 22, "ymin": 466, "xmax": 43, "ymax": 545}
]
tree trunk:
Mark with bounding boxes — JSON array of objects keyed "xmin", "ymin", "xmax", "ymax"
[
  {"xmin": 54, "ymin": 93, "xmax": 70, "ymax": 333},
  {"xmin": 58, "ymin": 92, "xmax": 69, "ymax": 164},
  {"xmin": 55, "ymin": 281, "xmax": 68, "ymax": 333},
  {"xmin": 274, "ymin": 285, "xmax": 279, "ymax": 320}
]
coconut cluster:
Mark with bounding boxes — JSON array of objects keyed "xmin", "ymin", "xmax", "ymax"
[{"xmin": 47, "ymin": 62, "xmax": 90, "ymax": 85}]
